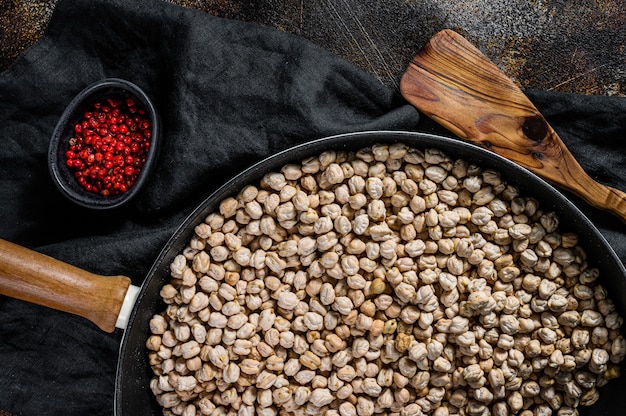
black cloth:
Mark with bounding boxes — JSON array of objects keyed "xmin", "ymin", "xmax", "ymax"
[{"xmin": 0, "ymin": 0, "xmax": 624, "ymax": 415}]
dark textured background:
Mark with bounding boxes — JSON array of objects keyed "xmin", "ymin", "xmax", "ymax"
[{"xmin": 1, "ymin": 0, "xmax": 625, "ymax": 96}]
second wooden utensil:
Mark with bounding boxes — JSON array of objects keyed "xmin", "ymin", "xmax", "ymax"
[{"xmin": 400, "ymin": 29, "xmax": 626, "ymax": 223}]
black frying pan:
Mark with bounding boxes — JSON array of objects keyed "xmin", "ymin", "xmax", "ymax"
[{"xmin": 1, "ymin": 131, "xmax": 625, "ymax": 415}]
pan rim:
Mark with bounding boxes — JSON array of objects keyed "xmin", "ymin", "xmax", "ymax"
[{"xmin": 114, "ymin": 129, "xmax": 626, "ymax": 415}]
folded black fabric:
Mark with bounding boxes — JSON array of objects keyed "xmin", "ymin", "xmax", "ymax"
[{"xmin": 0, "ymin": 0, "xmax": 624, "ymax": 415}]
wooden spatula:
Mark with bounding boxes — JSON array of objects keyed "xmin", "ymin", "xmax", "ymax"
[{"xmin": 400, "ymin": 29, "xmax": 626, "ymax": 223}]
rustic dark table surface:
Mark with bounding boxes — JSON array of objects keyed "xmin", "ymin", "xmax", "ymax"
[{"xmin": 1, "ymin": 0, "xmax": 624, "ymax": 96}]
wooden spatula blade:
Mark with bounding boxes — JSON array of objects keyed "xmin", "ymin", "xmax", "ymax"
[{"xmin": 400, "ymin": 29, "xmax": 626, "ymax": 223}]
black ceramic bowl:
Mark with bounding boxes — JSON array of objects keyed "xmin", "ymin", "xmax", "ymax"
[{"xmin": 48, "ymin": 78, "xmax": 160, "ymax": 209}]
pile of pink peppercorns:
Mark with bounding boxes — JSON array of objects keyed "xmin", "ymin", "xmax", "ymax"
[{"xmin": 65, "ymin": 97, "xmax": 151, "ymax": 196}]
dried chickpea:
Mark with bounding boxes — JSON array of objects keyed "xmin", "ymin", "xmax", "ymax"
[{"xmin": 150, "ymin": 143, "xmax": 624, "ymax": 416}]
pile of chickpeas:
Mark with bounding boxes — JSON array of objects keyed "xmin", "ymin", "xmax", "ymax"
[{"xmin": 146, "ymin": 143, "xmax": 625, "ymax": 416}]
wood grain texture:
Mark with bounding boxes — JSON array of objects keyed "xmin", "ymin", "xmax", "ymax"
[
  {"xmin": 400, "ymin": 29, "xmax": 626, "ymax": 222},
  {"xmin": 0, "ymin": 239, "xmax": 131, "ymax": 332}
]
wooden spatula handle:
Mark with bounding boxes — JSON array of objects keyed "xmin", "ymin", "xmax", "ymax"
[
  {"xmin": 0, "ymin": 238, "xmax": 131, "ymax": 332},
  {"xmin": 400, "ymin": 29, "xmax": 626, "ymax": 223}
]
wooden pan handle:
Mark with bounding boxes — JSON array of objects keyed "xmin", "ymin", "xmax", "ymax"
[
  {"xmin": 400, "ymin": 29, "xmax": 626, "ymax": 223},
  {"xmin": 0, "ymin": 238, "xmax": 132, "ymax": 333}
]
